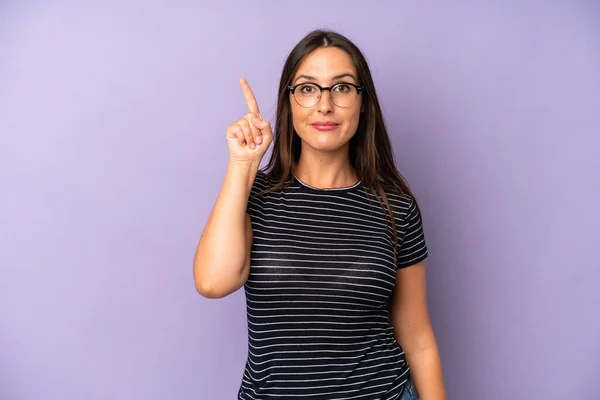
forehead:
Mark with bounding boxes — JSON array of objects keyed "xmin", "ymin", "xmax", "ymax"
[{"xmin": 294, "ymin": 47, "xmax": 357, "ymax": 81}]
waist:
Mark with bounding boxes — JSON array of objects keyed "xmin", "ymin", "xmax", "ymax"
[{"xmin": 240, "ymin": 331, "xmax": 408, "ymax": 399}]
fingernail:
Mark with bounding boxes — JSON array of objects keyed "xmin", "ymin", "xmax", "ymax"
[
  {"xmin": 255, "ymin": 136, "xmax": 262, "ymax": 144},
  {"xmin": 250, "ymin": 142, "xmax": 256, "ymax": 150}
]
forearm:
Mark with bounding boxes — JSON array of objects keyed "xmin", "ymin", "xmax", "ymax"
[
  {"xmin": 403, "ymin": 337, "xmax": 446, "ymax": 400},
  {"xmin": 193, "ymin": 159, "xmax": 258, "ymax": 296}
]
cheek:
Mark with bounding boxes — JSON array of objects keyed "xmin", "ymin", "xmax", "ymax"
[
  {"xmin": 344, "ymin": 109, "xmax": 361, "ymax": 132},
  {"xmin": 291, "ymin": 105, "xmax": 310, "ymax": 133}
]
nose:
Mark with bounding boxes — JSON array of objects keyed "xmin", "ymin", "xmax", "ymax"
[{"xmin": 317, "ymin": 90, "xmax": 334, "ymax": 113}]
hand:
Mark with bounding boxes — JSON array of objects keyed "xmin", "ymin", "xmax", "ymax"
[{"xmin": 226, "ymin": 78, "xmax": 274, "ymax": 164}]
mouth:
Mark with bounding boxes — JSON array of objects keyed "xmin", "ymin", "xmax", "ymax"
[{"xmin": 311, "ymin": 122, "xmax": 340, "ymax": 131}]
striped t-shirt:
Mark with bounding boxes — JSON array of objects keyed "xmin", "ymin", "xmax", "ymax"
[{"xmin": 238, "ymin": 170, "xmax": 428, "ymax": 399}]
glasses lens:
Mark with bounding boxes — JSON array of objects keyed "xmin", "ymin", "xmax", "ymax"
[
  {"xmin": 294, "ymin": 83, "xmax": 320, "ymax": 107},
  {"xmin": 330, "ymin": 84, "xmax": 358, "ymax": 108}
]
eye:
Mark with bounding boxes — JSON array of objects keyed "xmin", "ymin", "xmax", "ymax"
[
  {"xmin": 333, "ymin": 84, "xmax": 351, "ymax": 93},
  {"xmin": 299, "ymin": 84, "xmax": 317, "ymax": 94}
]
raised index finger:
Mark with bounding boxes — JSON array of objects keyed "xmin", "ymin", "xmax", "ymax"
[{"xmin": 240, "ymin": 78, "xmax": 262, "ymax": 118}]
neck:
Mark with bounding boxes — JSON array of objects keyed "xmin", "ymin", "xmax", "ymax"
[{"xmin": 293, "ymin": 145, "xmax": 358, "ymax": 189}]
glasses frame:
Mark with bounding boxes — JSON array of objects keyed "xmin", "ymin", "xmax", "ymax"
[{"xmin": 287, "ymin": 82, "xmax": 365, "ymax": 108}]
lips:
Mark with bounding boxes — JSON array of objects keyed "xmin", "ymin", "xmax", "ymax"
[
  {"xmin": 311, "ymin": 121, "xmax": 340, "ymax": 131},
  {"xmin": 311, "ymin": 122, "xmax": 339, "ymax": 127}
]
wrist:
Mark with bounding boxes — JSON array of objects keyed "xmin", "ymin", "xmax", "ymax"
[
  {"xmin": 226, "ymin": 158, "xmax": 261, "ymax": 191},
  {"xmin": 227, "ymin": 158, "xmax": 260, "ymax": 174}
]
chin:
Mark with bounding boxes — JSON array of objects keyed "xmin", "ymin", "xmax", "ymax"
[{"xmin": 302, "ymin": 135, "xmax": 351, "ymax": 153}]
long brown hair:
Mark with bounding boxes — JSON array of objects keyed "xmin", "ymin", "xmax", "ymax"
[{"xmin": 263, "ymin": 29, "xmax": 419, "ymax": 262}]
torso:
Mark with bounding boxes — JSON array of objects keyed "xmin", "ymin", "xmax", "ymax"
[{"xmin": 238, "ymin": 171, "xmax": 426, "ymax": 399}]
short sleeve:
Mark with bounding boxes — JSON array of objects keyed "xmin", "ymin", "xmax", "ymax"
[
  {"xmin": 396, "ymin": 196, "xmax": 428, "ymax": 269},
  {"xmin": 246, "ymin": 170, "xmax": 269, "ymax": 216}
]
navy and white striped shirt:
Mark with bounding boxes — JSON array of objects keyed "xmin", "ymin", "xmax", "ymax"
[{"xmin": 238, "ymin": 170, "xmax": 428, "ymax": 399}]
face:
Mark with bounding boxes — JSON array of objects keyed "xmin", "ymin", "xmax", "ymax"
[{"xmin": 290, "ymin": 47, "xmax": 363, "ymax": 155}]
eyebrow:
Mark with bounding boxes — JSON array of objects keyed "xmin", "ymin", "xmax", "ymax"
[{"xmin": 293, "ymin": 73, "xmax": 358, "ymax": 84}]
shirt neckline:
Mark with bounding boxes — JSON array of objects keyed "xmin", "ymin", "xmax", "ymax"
[{"xmin": 293, "ymin": 175, "xmax": 362, "ymax": 193}]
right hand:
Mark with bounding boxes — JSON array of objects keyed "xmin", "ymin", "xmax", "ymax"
[{"xmin": 226, "ymin": 78, "xmax": 274, "ymax": 164}]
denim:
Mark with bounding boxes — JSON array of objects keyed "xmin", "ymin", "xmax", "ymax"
[{"xmin": 399, "ymin": 377, "xmax": 419, "ymax": 400}]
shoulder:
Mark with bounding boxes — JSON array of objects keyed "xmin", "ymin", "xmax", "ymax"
[
  {"xmin": 386, "ymin": 191, "xmax": 415, "ymax": 211},
  {"xmin": 253, "ymin": 168, "xmax": 269, "ymax": 187},
  {"xmin": 251, "ymin": 169, "xmax": 275, "ymax": 193},
  {"xmin": 386, "ymin": 190, "xmax": 428, "ymax": 267},
  {"xmin": 248, "ymin": 169, "xmax": 281, "ymax": 208},
  {"xmin": 383, "ymin": 189, "xmax": 419, "ymax": 222}
]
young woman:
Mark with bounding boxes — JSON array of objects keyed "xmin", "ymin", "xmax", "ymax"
[{"xmin": 194, "ymin": 29, "xmax": 446, "ymax": 400}]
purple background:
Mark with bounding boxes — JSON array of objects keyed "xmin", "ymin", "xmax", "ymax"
[{"xmin": 1, "ymin": 1, "xmax": 599, "ymax": 399}]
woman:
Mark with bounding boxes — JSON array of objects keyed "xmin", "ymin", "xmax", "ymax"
[{"xmin": 194, "ymin": 29, "xmax": 446, "ymax": 399}]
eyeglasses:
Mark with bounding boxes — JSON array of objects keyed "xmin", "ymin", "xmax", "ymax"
[{"xmin": 288, "ymin": 82, "xmax": 365, "ymax": 108}]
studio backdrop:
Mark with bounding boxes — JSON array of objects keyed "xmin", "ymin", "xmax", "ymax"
[{"xmin": 1, "ymin": 1, "xmax": 599, "ymax": 399}]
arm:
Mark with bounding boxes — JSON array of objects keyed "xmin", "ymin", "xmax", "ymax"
[
  {"xmin": 389, "ymin": 260, "xmax": 446, "ymax": 399},
  {"xmin": 193, "ymin": 78, "xmax": 273, "ymax": 299},
  {"xmin": 192, "ymin": 160, "xmax": 257, "ymax": 298}
]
